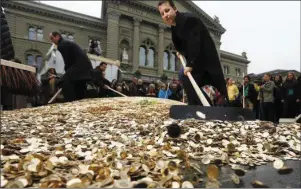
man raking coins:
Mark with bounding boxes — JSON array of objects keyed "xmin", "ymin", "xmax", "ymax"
[
  {"xmin": 158, "ymin": 0, "xmax": 228, "ymax": 106},
  {"xmin": 49, "ymin": 31, "xmax": 93, "ymax": 102}
]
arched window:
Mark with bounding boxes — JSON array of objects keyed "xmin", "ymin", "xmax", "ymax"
[
  {"xmin": 36, "ymin": 56, "xmax": 43, "ymax": 72},
  {"xmin": 28, "ymin": 27, "xmax": 36, "ymax": 40},
  {"xmin": 139, "ymin": 46, "xmax": 146, "ymax": 66},
  {"xmin": 27, "ymin": 54, "xmax": 35, "ymax": 66},
  {"xmin": 223, "ymin": 65, "xmax": 229, "ymax": 74},
  {"xmin": 163, "ymin": 51, "xmax": 169, "ymax": 70},
  {"xmin": 140, "ymin": 39, "xmax": 155, "ymax": 68},
  {"xmin": 37, "ymin": 28, "xmax": 43, "ymax": 41},
  {"xmin": 68, "ymin": 34, "xmax": 74, "ymax": 41},
  {"xmin": 147, "ymin": 48, "xmax": 154, "ymax": 67},
  {"xmin": 170, "ymin": 53, "xmax": 176, "ymax": 71},
  {"xmin": 235, "ymin": 68, "xmax": 241, "ymax": 76}
]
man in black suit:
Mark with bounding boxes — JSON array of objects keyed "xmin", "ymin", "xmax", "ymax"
[
  {"xmin": 158, "ymin": 0, "xmax": 227, "ymax": 106},
  {"xmin": 49, "ymin": 31, "xmax": 93, "ymax": 102}
]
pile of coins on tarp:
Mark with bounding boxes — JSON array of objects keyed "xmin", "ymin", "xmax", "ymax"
[{"xmin": 1, "ymin": 97, "xmax": 300, "ymax": 188}]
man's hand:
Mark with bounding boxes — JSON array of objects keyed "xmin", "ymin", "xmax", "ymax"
[{"xmin": 184, "ymin": 67, "xmax": 193, "ymax": 76}]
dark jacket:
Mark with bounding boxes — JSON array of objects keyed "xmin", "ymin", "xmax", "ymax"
[
  {"xmin": 274, "ymin": 81, "xmax": 283, "ymax": 100},
  {"xmin": 57, "ymin": 38, "xmax": 92, "ymax": 83},
  {"xmin": 244, "ymin": 82, "xmax": 257, "ymax": 103},
  {"xmin": 40, "ymin": 68, "xmax": 59, "ymax": 103},
  {"xmin": 282, "ymin": 79, "xmax": 298, "ymax": 101},
  {"xmin": 90, "ymin": 66, "xmax": 110, "ymax": 97},
  {"xmin": 171, "ymin": 12, "xmax": 227, "ymax": 97},
  {"xmin": 1, "ymin": 7, "xmax": 15, "ymax": 60}
]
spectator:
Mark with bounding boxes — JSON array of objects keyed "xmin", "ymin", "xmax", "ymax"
[
  {"xmin": 169, "ymin": 82, "xmax": 181, "ymax": 101},
  {"xmin": 158, "ymin": 83, "xmax": 172, "ymax": 99},
  {"xmin": 146, "ymin": 84, "xmax": 157, "ymax": 98},
  {"xmin": 203, "ymin": 85, "xmax": 215, "ymax": 105},
  {"xmin": 282, "ymin": 72, "xmax": 300, "ymax": 118},
  {"xmin": 227, "ymin": 78, "xmax": 239, "ymax": 107},
  {"xmin": 274, "ymin": 75, "xmax": 283, "ymax": 123},
  {"xmin": 137, "ymin": 79, "xmax": 147, "ymax": 96},
  {"xmin": 40, "ymin": 68, "xmax": 59, "ymax": 104},
  {"xmin": 121, "ymin": 81, "xmax": 130, "ymax": 96},
  {"xmin": 259, "ymin": 73, "xmax": 275, "ymax": 122},
  {"xmin": 89, "ymin": 39, "xmax": 101, "ymax": 56},
  {"xmin": 243, "ymin": 76, "xmax": 257, "ymax": 110},
  {"xmin": 129, "ymin": 77, "xmax": 139, "ymax": 96},
  {"xmin": 297, "ymin": 75, "xmax": 301, "ymax": 114},
  {"xmin": 110, "ymin": 85, "xmax": 123, "ymax": 97},
  {"xmin": 111, "ymin": 79, "xmax": 118, "ymax": 90},
  {"xmin": 155, "ymin": 80, "xmax": 162, "ymax": 97}
]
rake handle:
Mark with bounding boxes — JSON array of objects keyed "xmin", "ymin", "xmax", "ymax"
[
  {"xmin": 104, "ymin": 85, "xmax": 127, "ymax": 97},
  {"xmin": 178, "ymin": 54, "xmax": 211, "ymax": 107},
  {"xmin": 48, "ymin": 88, "xmax": 62, "ymax": 104}
]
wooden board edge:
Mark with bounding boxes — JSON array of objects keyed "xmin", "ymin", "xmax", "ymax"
[
  {"xmin": 87, "ymin": 53, "xmax": 120, "ymax": 67},
  {"xmin": 1, "ymin": 59, "xmax": 36, "ymax": 73}
]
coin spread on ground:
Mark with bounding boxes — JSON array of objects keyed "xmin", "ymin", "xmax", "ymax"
[{"xmin": 1, "ymin": 97, "xmax": 300, "ymax": 188}]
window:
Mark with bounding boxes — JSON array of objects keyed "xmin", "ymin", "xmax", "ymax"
[
  {"xmin": 163, "ymin": 51, "xmax": 169, "ymax": 70},
  {"xmin": 36, "ymin": 56, "xmax": 43, "ymax": 72},
  {"xmin": 147, "ymin": 48, "xmax": 154, "ymax": 67},
  {"xmin": 235, "ymin": 68, "xmax": 241, "ymax": 76},
  {"xmin": 37, "ymin": 28, "xmax": 43, "ymax": 41},
  {"xmin": 139, "ymin": 39, "xmax": 155, "ymax": 68},
  {"xmin": 26, "ymin": 54, "xmax": 43, "ymax": 72},
  {"xmin": 61, "ymin": 32, "xmax": 74, "ymax": 41},
  {"xmin": 27, "ymin": 54, "xmax": 35, "ymax": 66},
  {"xmin": 28, "ymin": 27, "xmax": 36, "ymax": 40},
  {"xmin": 223, "ymin": 65, "xmax": 229, "ymax": 74},
  {"xmin": 163, "ymin": 44, "xmax": 178, "ymax": 71},
  {"xmin": 28, "ymin": 26, "xmax": 44, "ymax": 41},
  {"xmin": 139, "ymin": 46, "xmax": 146, "ymax": 66},
  {"xmin": 169, "ymin": 53, "xmax": 176, "ymax": 71}
]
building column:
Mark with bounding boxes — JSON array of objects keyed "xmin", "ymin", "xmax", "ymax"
[
  {"xmin": 132, "ymin": 17, "xmax": 142, "ymax": 72},
  {"xmin": 158, "ymin": 24, "xmax": 165, "ymax": 75},
  {"xmin": 106, "ymin": 11, "xmax": 121, "ymax": 60}
]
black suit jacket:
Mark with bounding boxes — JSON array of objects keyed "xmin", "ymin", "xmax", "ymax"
[
  {"xmin": 171, "ymin": 12, "xmax": 227, "ymax": 96},
  {"xmin": 57, "ymin": 38, "xmax": 93, "ymax": 83}
]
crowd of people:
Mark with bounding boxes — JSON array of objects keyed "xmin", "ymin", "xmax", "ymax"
[
  {"xmin": 225, "ymin": 73, "xmax": 301, "ymax": 123},
  {"xmin": 38, "ymin": 61, "xmax": 301, "ymax": 125}
]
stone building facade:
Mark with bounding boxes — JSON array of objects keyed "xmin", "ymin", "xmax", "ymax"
[{"xmin": 3, "ymin": 0, "xmax": 250, "ymax": 83}]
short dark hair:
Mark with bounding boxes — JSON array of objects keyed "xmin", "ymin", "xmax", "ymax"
[
  {"xmin": 158, "ymin": 0, "xmax": 176, "ymax": 9},
  {"xmin": 99, "ymin": 62, "xmax": 107, "ymax": 66},
  {"xmin": 244, "ymin": 76, "xmax": 251, "ymax": 81},
  {"xmin": 50, "ymin": 31, "xmax": 61, "ymax": 37}
]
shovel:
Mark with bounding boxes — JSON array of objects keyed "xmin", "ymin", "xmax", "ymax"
[{"xmin": 169, "ymin": 54, "xmax": 256, "ymax": 121}]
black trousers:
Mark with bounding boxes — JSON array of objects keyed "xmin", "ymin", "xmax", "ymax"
[
  {"xmin": 274, "ymin": 99, "xmax": 283, "ymax": 123},
  {"xmin": 260, "ymin": 102, "xmax": 275, "ymax": 122},
  {"xmin": 181, "ymin": 74, "xmax": 213, "ymax": 106},
  {"xmin": 61, "ymin": 80, "xmax": 87, "ymax": 102}
]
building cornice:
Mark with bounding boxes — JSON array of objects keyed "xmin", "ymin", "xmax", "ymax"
[
  {"xmin": 187, "ymin": 1, "xmax": 226, "ymax": 34},
  {"xmin": 120, "ymin": 0, "xmax": 224, "ymax": 35},
  {"xmin": 2, "ymin": 1, "xmax": 107, "ymax": 30},
  {"xmin": 220, "ymin": 50, "xmax": 251, "ymax": 64}
]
